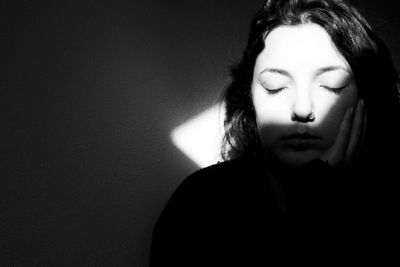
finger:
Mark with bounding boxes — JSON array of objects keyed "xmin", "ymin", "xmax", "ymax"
[
  {"xmin": 329, "ymin": 107, "xmax": 353, "ymax": 166},
  {"xmin": 346, "ymin": 99, "xmax": 364, "ymax": 162},
  {"xmin": 355, "ymin": 102, "xmax": 368, "ymax": 160}
]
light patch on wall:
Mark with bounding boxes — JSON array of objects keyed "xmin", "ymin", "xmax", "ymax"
[{"xmin": 171, "ymin": 104, "xmax": 225, "ymax": 168}]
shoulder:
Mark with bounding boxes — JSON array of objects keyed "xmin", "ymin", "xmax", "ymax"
[
  {"xmin": 179, "ymin": 156, "xmax": 261, "ymax": 194},
  {"xmin": 151, "ymin": 156, "xmax": 269, "ymax": 266},
  {"xmin": 158, "ymin": 156, "xmax": 265, "ymax": 217}
]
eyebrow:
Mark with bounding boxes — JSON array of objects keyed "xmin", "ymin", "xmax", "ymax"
[
  {"xmin": 315, "ymin": 66, "xmax": 352, "ymax": 76},
  {"xmin": 260, "ymin": 66, "xmax": 352, "ymax": 78}
]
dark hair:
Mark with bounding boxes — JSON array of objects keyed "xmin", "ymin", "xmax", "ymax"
[{"xmin": 220, "ymin": 0, "xmax": 400, "ymax": 166}]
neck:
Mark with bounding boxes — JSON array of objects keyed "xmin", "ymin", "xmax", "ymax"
[
  {"xmin": 260, "ymin": 152, "xmax": 299, "ymax": 183},
  {"xmin": 259, "ymin": 153, "xmax": 289, "ymax": 213}
]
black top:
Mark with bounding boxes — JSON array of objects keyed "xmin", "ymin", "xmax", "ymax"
[{"xmin": 150, "ymin": 156, "xmax": 397, "ymax": 266}]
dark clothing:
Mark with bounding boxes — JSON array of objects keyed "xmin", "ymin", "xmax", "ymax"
[{"xmin": 150, "ymin": 156, "xmax": 397, "ymax": 266}]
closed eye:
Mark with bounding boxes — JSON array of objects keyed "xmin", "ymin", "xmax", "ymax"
[
  {"xmin": 262, "ymin": 85, "xmax": 286, "ymax": 95},
  {"xmin": 320, "ymin": 85, "xmax": 347, "ymax": 94}
]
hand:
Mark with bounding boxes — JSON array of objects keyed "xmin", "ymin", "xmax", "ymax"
[{"xmin": 320, "ymin": 99, "xmax": 367, "ymax": 169}]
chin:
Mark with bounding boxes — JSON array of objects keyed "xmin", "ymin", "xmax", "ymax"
[{"xmin": 275, "ymin": 149, "xmax": 321, "ymax": 167}]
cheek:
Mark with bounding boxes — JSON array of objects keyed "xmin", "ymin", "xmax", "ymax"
[
  {"xmin": 314, "ymin": 86, "xmax": 358, "ymax": 147},
  {"xmin": 253, "ymin": 96, "xmax": 291, "ymax": 147},
  {"xmin": 321, "ymin": 104, "xmax": 348, "ymax": 145},
  {"xmin": 255, "ymin": 105, "xmax": 289, "ymax": 125},
  {"xmin": 252, "ymin": 89, "xmax": 291, "ymax": 125}
]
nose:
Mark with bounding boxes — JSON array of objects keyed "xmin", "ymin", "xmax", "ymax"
[{"xmin": 291, "ymin": 91, "xmax": 315, "ymax": 123}]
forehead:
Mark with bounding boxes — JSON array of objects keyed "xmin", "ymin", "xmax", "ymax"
[{"xmin": 256, "ymin": 23, "xmax": 350, "ymax": 73}]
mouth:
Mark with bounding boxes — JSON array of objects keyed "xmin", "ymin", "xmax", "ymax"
[{"xmin": 282, "ymin": 133, "xmax": 321, "ymax": 151}]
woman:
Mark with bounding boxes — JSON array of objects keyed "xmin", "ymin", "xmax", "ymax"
[{"xmin": 151, "ymin": 0, "xmax": 400, "ymax": 265}]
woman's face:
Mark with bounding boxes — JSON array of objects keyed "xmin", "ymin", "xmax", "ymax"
[{"xmin": 252, "ymin": 23, "xmax": 358, "ymax": 167}]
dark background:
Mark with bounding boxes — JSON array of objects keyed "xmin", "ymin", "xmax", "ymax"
[{"xmin": 1, "ymin": 0, "xmax": 398, "ymax": 266}]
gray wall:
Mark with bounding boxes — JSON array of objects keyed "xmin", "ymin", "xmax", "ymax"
[{"xmin": 1, "ymin": 0, "xmax": 398, "ymax": 266}]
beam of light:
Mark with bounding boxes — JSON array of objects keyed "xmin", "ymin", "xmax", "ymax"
[{"xmin": 171, "ymin": 104, "xmax": 225, "ymax": 168}]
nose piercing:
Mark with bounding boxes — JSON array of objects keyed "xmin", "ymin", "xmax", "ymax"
[{"xmin": 291, "ymin": 112, "xmax": 315, "ymax": 122}]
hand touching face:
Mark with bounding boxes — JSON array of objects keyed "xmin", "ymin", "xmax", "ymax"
[
  {"xmin": 321, "ymin": 99, "xmax": 367, "ymax": 168},
  {"xmin": 252, "ymin": 24, "xmax": 360, "ymax": 167}
]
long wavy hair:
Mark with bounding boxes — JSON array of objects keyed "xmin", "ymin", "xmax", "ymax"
[{"xmin": 220, "ymin": 0, "xmax": 400, "ymax": 168}]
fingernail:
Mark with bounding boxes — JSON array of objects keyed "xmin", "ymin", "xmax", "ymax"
[{"xmin": 349, "ymin": 107, "xmax": 354, "ymax": 117}]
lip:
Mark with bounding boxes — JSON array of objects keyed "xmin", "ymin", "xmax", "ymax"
[{"xmin": 282, "ymin": 133, "xmax": 320, "ymax": 151}]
